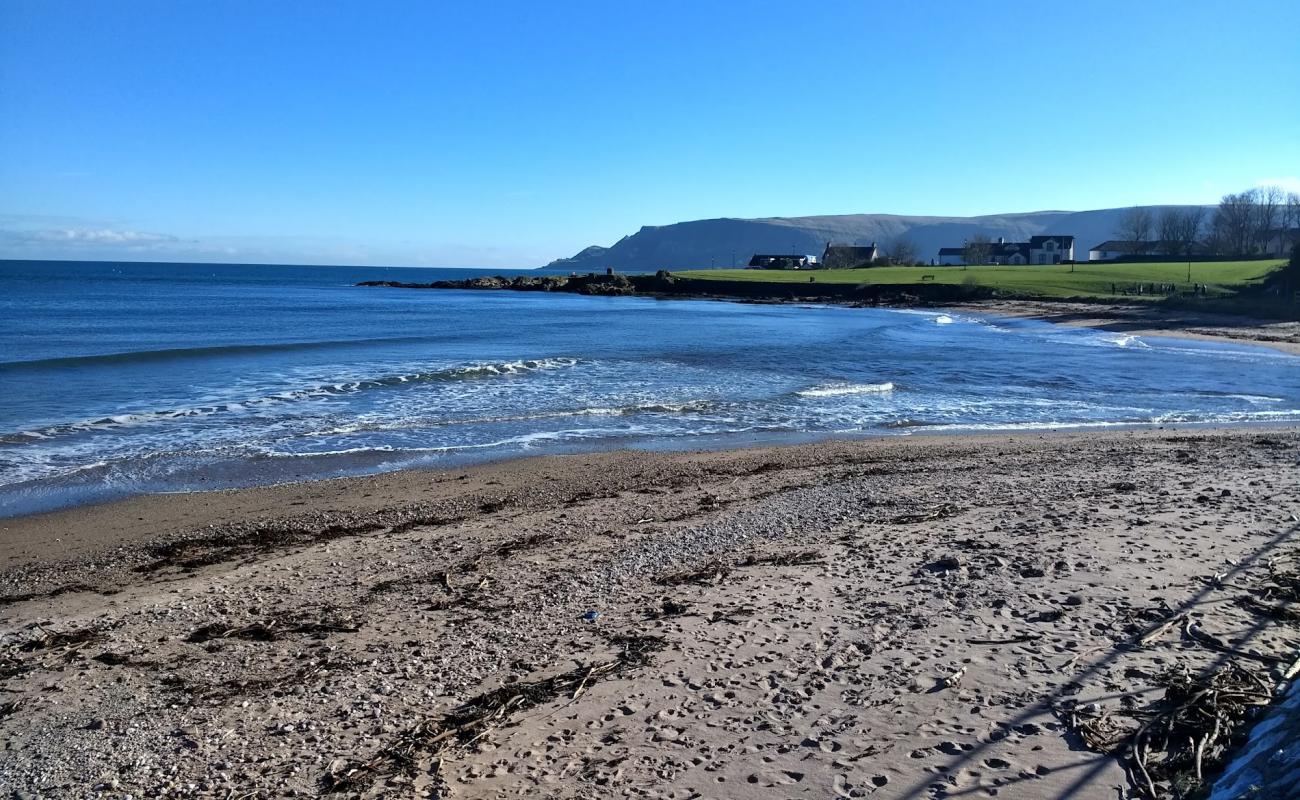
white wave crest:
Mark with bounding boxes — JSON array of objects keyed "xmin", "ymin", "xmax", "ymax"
[{"xmin": 797, "ymin": 382, "xmax": 896, "ymax": 398}]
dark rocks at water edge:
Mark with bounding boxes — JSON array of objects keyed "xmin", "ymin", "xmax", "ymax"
[
  {"xmin": 358, "ymin": 271, "xmax": 673, "ymax": 297},
  {"xmin": 356, "ymin": 270, "xmax": 1002, "ymax": 304}
]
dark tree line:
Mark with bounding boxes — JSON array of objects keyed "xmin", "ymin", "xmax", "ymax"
[
  {"xmin": 1113, "ymin": 185, "xmax": 1299, "ymax": 258},
  {"xmin": 1206, "ymin": 185, "xmax": 1298, "ymax": 256}
]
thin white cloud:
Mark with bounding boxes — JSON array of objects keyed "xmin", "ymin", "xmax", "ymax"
[
  {"xmin": 1255, "ymin": 177, "xmax": 1300, "ymax": 194},
  {"xmin": 2, "ymin": 227, "xmax": 179, "ymax": 247}
]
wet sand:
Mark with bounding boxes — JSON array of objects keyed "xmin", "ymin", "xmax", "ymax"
[
  {"xmin": 949, "ymin": 299, "xmax": 1300, "ymax": 355},
  {"xmin": 2, "ymin": 428, "xmax": 1299, "ymax": 798}
]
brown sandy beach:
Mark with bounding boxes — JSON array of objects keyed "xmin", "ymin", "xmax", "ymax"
[{"xmin": 2, "ymin": 428, "xmax": 1299, "ymax": 798}]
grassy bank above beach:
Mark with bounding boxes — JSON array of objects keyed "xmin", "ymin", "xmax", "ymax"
[{"xmin": 677, "ymin": 259, "xmax": 1285, "ymax": 299}]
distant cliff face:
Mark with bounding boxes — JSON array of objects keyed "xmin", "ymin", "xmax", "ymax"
[{"xmin": 545, "ymin": 207, "xmax": 1210, "ymax": 270}]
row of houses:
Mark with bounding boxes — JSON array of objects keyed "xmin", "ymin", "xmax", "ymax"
[
  {"xmin": 748, "ymin": 243, "xmax": 881, "ymax": 270},
  {"xmin": 1088, "ymin": 231, "xmax": 1296, "ymax": 260},
  {"xmin": 748, "ymin": 228, "xmax": 1297, "ymax": 270},
  {"xmin": 938, "ymin": 236, "xmax": 1075, "ymax": 266}
]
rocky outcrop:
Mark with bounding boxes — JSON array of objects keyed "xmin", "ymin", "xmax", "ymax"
[{"xmin": 358, "ymin": 270, "xmax": 996, "ymax": 306}]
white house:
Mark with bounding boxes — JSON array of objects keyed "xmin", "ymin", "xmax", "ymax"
[
  {"xmin": 1028, "ymin": 235, "xmax": 1074, "ymax": 264},
  {"xmin": 936, "ymin": 235, "xmax": 1074, "ymax": 266}
]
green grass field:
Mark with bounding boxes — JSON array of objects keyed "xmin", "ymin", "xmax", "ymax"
[{"xmin": 676, "ymin": 260, "xmax": 1285, "ymax": 299}]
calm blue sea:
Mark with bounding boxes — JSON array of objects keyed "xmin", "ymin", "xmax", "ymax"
[{"xmin": 2, "ymin": 259, "xmax": 1298, "ymax": 517}]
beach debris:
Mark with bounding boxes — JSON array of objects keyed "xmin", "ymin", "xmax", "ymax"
[
  {"xmin": 940, "ymin": 666, "xmax": 966, "ymax": 689},
  {"xmin": 184, "ymin": 615, "xmax": 360, "ymax": 644},
  {"xmin": 644, "ymin": 598, "xmax": 692, "ymax": 620},
  {"xmin": 707, "ymin": 606, "xmax": 757, "ymax": 625},
  {"xmin": 966, "ymin": 633, "xmax": 1042, "ymax": 646},
  {"xmin": 654, "ymin": 560, "xmax": 731, "ymax": 586},
  {"xmin": 166, "ymin": 655, "xmax": 360, "ymax": 704},
  {"xmin": 582, "ymin": 610, "xmax": 601, "ymax": 622},
  {"xmin": 321, "ymin": 633, "xmax": 665, "ymax": 793},
  {"xmin": 0, "ymin": 699, "xmax": 21, "ymax": 720},
  {"xmin": 18, "ymin": 624, "xmax": 102, "ymax": 653},
  {"xmin": 1058, "ymin": 661, "xmax": 1274, "ymax": 799},
  {"xmin": 493, "ymin": 531, "xmax": 554, "ymax": 559},
  {"xmin": 0, "ymin": 655, "xmax": 28, "ymax": 681},
  {"xmin": 923, "ymin": 554, "xmax": 963, "ymax": 573},
  {"xmin": 1137, "ymin": 612, "xmax": 1188, "ymax": 647},
  {"xmin": 1180, "ymin": 619, "xmax": 1284, "ymax": 664},
  {"xmin": 0, "ymin": 582, "xmax": 99, "ymax": 607},
  {"xmin": 739, "ymin": 549, "xmax": 823, "ymax": 567},
  {"xmin": 368, "ymin": 569, "xmax": 454, "ymax": 598},
  {"xmin": 884, "ymin": 504, "xmax": 963, "ymax": 525}
]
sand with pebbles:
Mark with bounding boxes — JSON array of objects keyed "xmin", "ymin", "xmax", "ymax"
[{"xmin": 2, "ymin": 427, "xmax": 1299, "ymax": 799}]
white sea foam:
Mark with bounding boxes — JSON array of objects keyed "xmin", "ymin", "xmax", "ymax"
[
  {"xmin": 2, "ymin": 357, "xmax": 586, "ymax": 443},
  {"xmin": 797, "ymin": 382, "xmax": 896, "ymax": 398},
  {"xmin": 1224, "ymin": 394, "xmax": 1285, "ymax": 404}
]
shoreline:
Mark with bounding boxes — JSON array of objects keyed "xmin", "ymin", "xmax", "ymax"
[
  {"xmin": 3, "ymin": 426, "xmax": 1299, "ymax": 797},
  {"xmin": 360, "ymin": 276, "xmax": 1300, "ymax": 355},
  {"xmin": 5, "ymin": 419, "xmax": 1298, "ymax": 555},
  {"xmin": 947, "ymin": 298, "xmax": 1300, "ymax": 355},
  {"xmin": 0, "ymin": 427, "xmax": 1171, "ymax": 569}
]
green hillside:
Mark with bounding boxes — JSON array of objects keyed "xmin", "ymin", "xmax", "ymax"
[{"xmin": 676, "ymin": 260, "xmax": 1284, "ymax": 299}]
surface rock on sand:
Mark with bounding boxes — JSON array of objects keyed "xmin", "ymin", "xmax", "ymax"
[{"xmin": 1, "ymin": 428, "xmax": 1298, "ymax": 798}]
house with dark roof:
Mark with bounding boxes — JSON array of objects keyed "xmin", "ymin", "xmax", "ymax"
[
  {"xmin": 937, "ymin": 247, "xmax": 967, "ymax": 266},
  {"xmin": 1088, "ymin": 240, "xmax": 1207, "ymax": 261},
  {"xmin": 821, "ymin": 243, "xmax": 879, "ymax": 268},
  {"xmin": 747, "ymin": 254, "xmax": 814, "ymax": 270},
  {"xmin": 937, "ymin": 238, "xmax": 1029, "ymax": 266},
  {"xmin": 937, "ymin": 236, "xmax": 1075, "ymax": 266}
]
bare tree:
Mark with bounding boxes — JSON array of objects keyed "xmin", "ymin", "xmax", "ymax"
[
  {"xmin": 1157, "ymin": 207, "xmax": 1205, "ymax": 257},
  {"xmin": 963, "ymin": 234, "xmax": 991, "ymax": 267},
  {"xmin": 885, "ymin": 236, "xmax": 919, "ymax": 266},
  {"xmin": 1285, "ymin": 192, "xmax": 1300, "ymax": 250},
  {"xmin": 1115, "ymin": 207, "xmax": 1155, "ymax": 255},
  {"xmin": 1211, "ymin": 189, "xmax": 1259, "ymax": 256},
  {"xmin": 1255, "ymin": 185, "xmax": 1285, "ymax": 254}
]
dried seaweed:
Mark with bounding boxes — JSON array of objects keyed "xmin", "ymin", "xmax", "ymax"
[
  {"xmin": 368, "ymin": 569, "xmax": 453, "ymax": 599},
  {"xmin": 134, "ymin": 521, "xmax": 389, "ymax": 574},
  {"xmin": 493, "ymin": 531, "xmax": 554, "ymax": 559},
  {"xmin": 1236, "ymin": 595, "xmax": 1300, "ymax": 622},
  {"xmin": 173, "ymin": 656, "xmax": 360, "ymax": 703},
  {"xmin": 322, "ymin": 634, "xmax": 665, "ymax": 793},
  {"xmin": 739, "ymin": 550, "xmax": 823, "ymax": 567},
  {"xmin": 185, "ymin": 615, "xmax": 360, "ymax": 644},
  {"xmin": 1058, "ymin": 662, "xmax": 1274, "ymax": 798},
  {"xmin": 18, "ymin": 625, "xmax": 103, "ymax": 652},
  {"xmin": 884, "ymin": 504, "xmax": 963, "ymax": 525},
  {"xmin": 653, "ymin": 560, "xmax": 731, "ymax": 586},
  {"xmin": 0, "ymin": 582, "xmax": 99, "ymax": 607},
  {"xmin": 645, "ymin": 598, "xmax": 692, "ymax": 619},
  {"xmin": 0, "ymin": 655, "xmax": 29, "ymax": 681}
]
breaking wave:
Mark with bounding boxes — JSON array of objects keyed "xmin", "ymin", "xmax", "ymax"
[
  {"xmin": 0, "ymin": 357, "xmax": 583, "ymax": 444},
  {"xmin": 797, "ymin": 382, "xmax": 896, "ymax": 398}
]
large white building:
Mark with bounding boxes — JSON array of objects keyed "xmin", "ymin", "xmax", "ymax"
[{"xmin": 937, "ymin": 235, "xmax": 1075, "ymax": 266}]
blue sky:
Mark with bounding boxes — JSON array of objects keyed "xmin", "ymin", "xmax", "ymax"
[{"xmin": 2, "ymin": 1, "xmax": 1298, "ymax": 267}]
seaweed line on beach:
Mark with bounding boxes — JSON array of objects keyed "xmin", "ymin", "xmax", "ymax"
[
  {"xmin": 1056, "ymin": 549, "xmax": 1300, "ymax": 799},
  {"xmin": 320, "ymin": 633, "xmax": 666, "ymax": 794}
]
